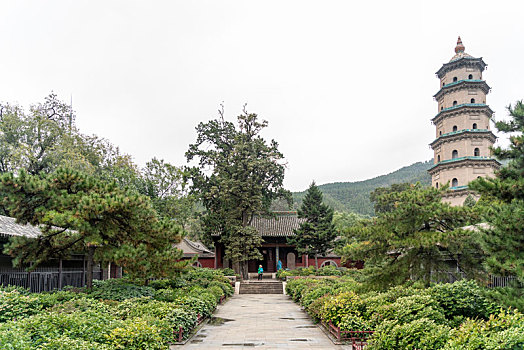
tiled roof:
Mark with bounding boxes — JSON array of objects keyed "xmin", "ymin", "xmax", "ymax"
[
  {"xmin": 250, "ymin": 212, "xmax": 305, "ymax": 237},
  {"xmin": 0, "ymin": 215, "xmax": 41, "ymax": 239},
  {"xmin": 176, "ymin": 238, "xmax": 215, "ymax": 257}
]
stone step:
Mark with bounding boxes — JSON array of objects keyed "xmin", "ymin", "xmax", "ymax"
[{"xmin": 239, "ymin": 281, "xmax": 283, "ymax": 294}]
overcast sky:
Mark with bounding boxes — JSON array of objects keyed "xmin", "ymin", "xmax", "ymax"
[{"xmin": 1, "ymin": 1, "xmax": 523, "ymax": 191}]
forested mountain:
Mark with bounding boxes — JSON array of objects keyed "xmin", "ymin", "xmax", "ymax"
[{"xmin": 292, "ymin": 160, "xmax": 433, "ymax": 216}]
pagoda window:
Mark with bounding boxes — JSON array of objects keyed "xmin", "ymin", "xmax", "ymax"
[
  {"xmin": 453, "ymin": 77, "xmax": 458, "ymax": 82},
  {"xmin": 474, "ymin": 148, "xmax": 480, "ymax": 156},
  {"xmin": 472, "ymin": 123, "xmax": 477, "ymax": 129},
  {"xmin": 453, "ymin": 125, "xmax": 458, "ymax": 132},
  {"xmin": 437, "ymin": 155, "xmax": 440, "ymax": 162},
  {"xmin": 471, "ymin": 98, "xmax": 476, "ymax": 103},
  {"xmin": 453, "ymin": 101, "xmax": 458, "ymax": 106},
  {"xmin": 436, "ymin": 182, "xmax": 439, "ymax": 188},
  {"xmin": 439, "ymin": 131, "xmax": 442, "ymax": 135},
  {"xmin": 452, "ymin": 178, "xmax": 459, "ymax": 187},
  {"xmin": 441, "ymin": 106, "xmax": 444, "ymax": 111},
  {"xmin": 452, "ymin": 150, "xmax": 458, "ymax": 159},
  {"xmin": 468, "ymin": 74, "xmax": 473, "ymax": 79}
]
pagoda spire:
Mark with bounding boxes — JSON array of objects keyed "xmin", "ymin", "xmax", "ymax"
[{"xmin": 455, "ymin": 36, "xmax": 465, "ymax": 53}]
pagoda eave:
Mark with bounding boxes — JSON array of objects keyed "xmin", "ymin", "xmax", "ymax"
[
  {"xmin": 433, "ymin": 80, "xmax": 490, "ymax": 101},
  {"xmin": 436, "ymin": 57, "xmax": 487, "ymax": 78},
  {"xmin": 429, "ymin": 130, "xmax": 496, "ymax": 148},
  {"xmin": 432, "ymin": 104, "xmax": 493, "ymax": 125},
  {"xmin": 428, "ymin": 157, "xmax": 500, "ymax": 175}
]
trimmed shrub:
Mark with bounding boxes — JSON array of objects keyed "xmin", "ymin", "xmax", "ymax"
[
  {"xmin": 443, "ymin": 309, "xmax": 524, "ymax": 350},
  {"xmin": 302, "ymin": 285, "xmax": 334, "ymax": 308},
  {"xmin": 429, "ymin": 280, "xmax": 498, "ymax": 323},
  {"xmin": 38, "ymin": 336, "xmax": 111, "ymax": 350},
  {"xmin": 154, "ymin": 288, "xmax": 182, "ymax": 302},
  {"xmin": 20, "ymin": 309, "xmax": 119, "ymax": 346},
  {"xmin": 0, "ymin": 289, "xmax": 43, "ymax": 322},
  {"xmin": 319, "ymin": 291, "xmax": 366, "ymax": 326},
  {"xmin": 370, "ymin": 294, "xmax": 446, "ymax": 327},
  {"xmin": 316, "ymin": 265, "xmax": 342, "ymax": 276},
  {"xmin": 208, "ymin": 280, "xmax": 234, "ymax": 297},
  {"xmin": 0, "ymin": 321, "xmax": 32, "ymax": 350},
  {"xmin": 106, "ymin": 317, "xmax": 165, "ymax": 350},
  {"xmin": 88, "ymin": 279, "xmax": 154, "ymax": 301},
  {"xmin": 369, "ymin": 318, "xmax": 450, "ymax": 350}
]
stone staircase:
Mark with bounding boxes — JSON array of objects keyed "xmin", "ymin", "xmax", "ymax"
[{"xmin": 239, "ymin": 280, "xmax": 283, "ymax": 294}]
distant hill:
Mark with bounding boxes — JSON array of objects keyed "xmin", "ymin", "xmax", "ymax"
[{"xmin": 292, "ymin": 160, "xmax": 433, "ymax": 216}]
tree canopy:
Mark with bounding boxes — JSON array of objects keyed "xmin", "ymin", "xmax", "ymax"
[
  {"xmin": 186, "ymin": 107, "xmax": 289, "ymax": 278},
  {"xmin": 0, "ymin": 168, "xmax": 187, "ymax": 287},
  {"xmin": 341, "ymin": 184, "xmax": 482, "ymax": 289}
]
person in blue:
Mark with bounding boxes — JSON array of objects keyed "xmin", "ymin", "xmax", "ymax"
[
  {"xmin": 277, "ymin": 260, "xmax": 282, "ymax": 271},
  {"xmin": 257, "ymin": 265, "xmax": 263, "ymax": 280}
]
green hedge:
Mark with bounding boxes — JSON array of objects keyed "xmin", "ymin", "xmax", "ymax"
[
  {"xmin": 285, "ymin": 277, "xmax": 524, "ymax": 349},
  {"xmin": 0, "ymin": 267, "xmax": 233, "ymax": 349}
]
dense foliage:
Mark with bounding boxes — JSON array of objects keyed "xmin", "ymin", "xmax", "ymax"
[
  {"xmin": 0, "ymin": 168, "xmax": 187, "ymax": 287},
  {"xmin": 341, "ymin": 184, "xmax": 482, "ymax": 289},
  {"xmin": 293, "ymin": 160, "xmax": 432, "ymax": 216},
  {"xmin": 0, "ymin": 268, "xmax": 233, "ymax": 349},
  {"xmin": 470, "ymin": 101, "xmax": 524, "ymax": 284},
  {"xmin": 288, "ymin": 182, "xmax": 337, "ymax": 268},
  {"xmin": 186, "ymin": 107, "xmax": 289, "ymax": 278},
  {"xmin": 285, "ymin": 277, "xmax": 523, "ymax": 349}
]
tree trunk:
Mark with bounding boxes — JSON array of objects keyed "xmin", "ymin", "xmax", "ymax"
[
  {"xmin": 86, "ymin": 245, "xmax": 95, "ymax": 289},
  {"xmin": 241, "ymin": 261, "xmax": 249, "ymax": 280},
  {"xmin": 314, "ymin": 254, "xmax": 318, "ymax": 269}
]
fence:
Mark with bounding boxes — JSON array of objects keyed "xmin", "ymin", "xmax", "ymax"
[
  {"xmin": 325, "ymin": 321, "xmax": 373, "ymax": 349},
  {"xmin": 0, "ymin": 267, "xmax": 101, "ymax": 293},
  {"xmin": 432, "ymin": 271, "xmax": 519, "ymax": 288}
]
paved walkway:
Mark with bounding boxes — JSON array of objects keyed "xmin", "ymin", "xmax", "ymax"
[{"xmin": 180, "ymin": 294, "xmax": 351, "ymax": 349}]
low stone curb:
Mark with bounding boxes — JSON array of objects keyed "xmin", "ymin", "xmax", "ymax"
[{"xmin": 169, "ymin": 297, "xmax": 230, "ymax": 347}]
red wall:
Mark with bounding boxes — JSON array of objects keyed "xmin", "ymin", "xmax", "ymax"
[{"xmin": 198, "ymin": 258, "xmax": 215, "ymax": 268}]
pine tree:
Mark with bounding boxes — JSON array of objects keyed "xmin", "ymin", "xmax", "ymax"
[
  {"xmin": 342, "ymin": 184, "xmax": 481, "ymax": 289},
  {"xmin": 0, "ymin": 168, "xmax": 187, "ymax": 287},
  {"xmin": 470, "ymin": 101, "xmax": 524, "ymax": 283},
  {"xmin": 288, "ymin": 182, "xmax": 336, "ymax": 268}
]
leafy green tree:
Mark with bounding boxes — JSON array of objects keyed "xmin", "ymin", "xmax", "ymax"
[
  {"xmin": 332, "ymin": 211, "xmax": 366, "ymax": 233},
  {"xmin": 342, "ymin": 184, "xmax": 482, "ymax": 289},
  {"xmin": 470, "ymin": 101, "xmax": 524, "ymax": 283},
  {"xmin": 288, "ymin": 182, "xmax": 337, "ymax": 268},
  {"xmin": 0, "ymin": 94, "xmax": 136, "ymax": 179},
  {"xmin": 186, "ymin": 107, "xmax": 289, "ymax": 278},
  {"xmin": 0, "ymin": 168, "xmax": 186, "ymax": 287},
  {"xmin": 140, "ymin": 158, "xmax": 196, "ymax": 229}
]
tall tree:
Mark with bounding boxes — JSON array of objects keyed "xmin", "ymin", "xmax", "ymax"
[
  {"xmin": 342, "ymin": 184, "xmax": 482, "ymax": 289},
  {"xmin": 0, "ymin": 94, "xmax": 135, "ymax": 178},
  {"xmin": 140, "ymin": 158, "xmax": 196, "ymax": 230},
  {"xmin": 186, "ymin": 107, "xmax": 289, "ymax": 278},
  {"xmin": 470, "ymin": 100, "xmax": 524, "ymax": 283},
  {"xmin": 0, "ymin": 168, "xmax": 186, "ymax": 287},
  {"xmin": 288, "ymin": 182, "xmax": 337, "ymax": 268}
]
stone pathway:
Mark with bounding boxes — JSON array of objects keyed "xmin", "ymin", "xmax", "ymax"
[{"xmin": 180, "ymin": 294, "xmax": 351, "ymax": 349}]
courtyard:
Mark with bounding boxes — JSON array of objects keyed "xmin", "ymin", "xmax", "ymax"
[{"xmin": 181, "ymin": 294, "xmax": 351, "ymax": 349}]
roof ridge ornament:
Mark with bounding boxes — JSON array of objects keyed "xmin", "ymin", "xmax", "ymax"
[{"xmin": 455, "ymin": 36, "xmax": 465, "ymax": 53}]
